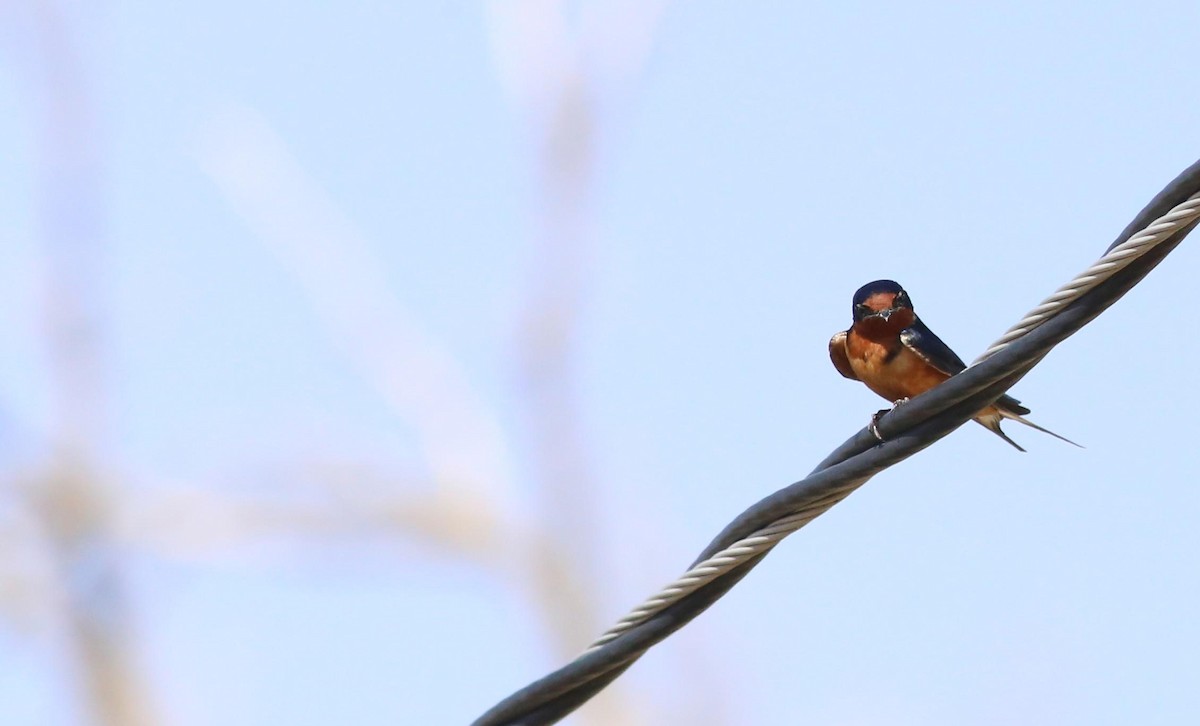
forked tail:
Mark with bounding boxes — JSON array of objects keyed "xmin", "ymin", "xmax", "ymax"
[
  {"xmin": 999, "ymin": 410, "xmax": 1083, "ymax": 448},
  {"xmin": 978, "ymin": 417, "xmax": 1027, "ymax": 452}
]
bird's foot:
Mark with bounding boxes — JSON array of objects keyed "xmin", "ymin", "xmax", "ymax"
[{"xmin": 869, "ymin": 398, "xmax": 911, "ymax": 441}]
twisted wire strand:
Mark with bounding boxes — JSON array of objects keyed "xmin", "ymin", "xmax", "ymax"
[
  {"xmin": 976, "ymin": 192, "xmax": 1200, "ymax": 361},
  {"xmin": 473, "ymin": 157, "xmax": 1200, "ymax": 726},
  {"xmin": 583, "ymin": 189, "xmax": 1200, "ymax": 654},
  {"xmin": 586, "ymin": 476, "xmax": 869, "ymax": 650}
]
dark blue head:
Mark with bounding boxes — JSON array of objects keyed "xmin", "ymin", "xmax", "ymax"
[{"xmin": 851, "ymin": 279, "xmax": 913, "ymax": 323}]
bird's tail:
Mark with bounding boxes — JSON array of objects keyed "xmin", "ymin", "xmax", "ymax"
[
  {"xmin": 977, "ymin": 416, "xmax": 1027, "ymax": 452},
  {"xmin": 998, "ymin": 410, "xmax": 1083, "ymax": 448}
]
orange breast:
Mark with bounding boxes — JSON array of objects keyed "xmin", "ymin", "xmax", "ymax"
[{"xmin": 845, "ymin": 329, "xmax": 949, "ymax": 402}]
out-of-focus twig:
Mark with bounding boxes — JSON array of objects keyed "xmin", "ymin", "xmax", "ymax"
[
  {"xmin": 33, "ymin": 0, "xmax": 105, "ymax": 456},
  {"xmin": 196, "ymin": 109, "xmax": 513, "ymax": 509},
  {"xmin": 113, "ymin": 469, "xmax": 504, "ymax": 566},
  {"xmin": 195, "ymin": 107, "xmax": 608, "ymax": 665},
  {"xmin": 30, "ymin": 3, "xmax": 158, "ymax": 724},
  {"xmin": 195, "ymin": 101, "xmax": 655, "ymax": 724},
  {"xmin": 4, "ymin": 3, "xmax": 709, "ymax": 725},
  {"xmin": 489, "ymin": 4, "xmax": 728, "ymax": 726},
  {"xmin": 112, "ymin": 466, "xmax": 592, "ymax": 617}
]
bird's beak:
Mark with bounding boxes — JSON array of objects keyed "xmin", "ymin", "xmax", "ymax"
[{"xmin": 877, "ymin": 308, "xmax": 893, "ymax": 322}]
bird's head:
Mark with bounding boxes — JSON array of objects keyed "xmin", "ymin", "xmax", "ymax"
[{"xmin": 851, "ymin": 279, "xmax": 915, "ymax": 326}]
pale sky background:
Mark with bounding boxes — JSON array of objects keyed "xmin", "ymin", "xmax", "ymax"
[{"xmin": 1, "ymin": 2, "xmax": 1199, "ymax": 725}]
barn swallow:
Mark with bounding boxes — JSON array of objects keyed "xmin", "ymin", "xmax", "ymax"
[{"xmin": 829, "ymin": 279, "xmax": 1079, "ymax": 451}]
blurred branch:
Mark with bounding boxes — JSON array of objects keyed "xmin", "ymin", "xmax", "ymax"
[
  {"xmin": 113, "ymin": 472, "xmax": 504, "ymax": 565},
  {"xmin": 113, "ymin": 466, "xmax": 592, "ymax": 615},
  {"xmin": 112, "ymin": 462, "xmax": 609, "ymax": 689},
  {"xmin": 28, "ymin": 2, "xmax": 158, "ymax": 724},
  {"xmin": 196, "ymin": 109, "xmax": 513, "ymax": 507},
  {"xmin": 195, "ymin": 102, "xmax": 652, "ymax": 724},
  {"xmin": 489, "ymin": 4, "xmax": 720, "ymax": 726},
  {"xmin": 30, "ymin": 460, "xmax": 155, "ymax": 726},
  {"xmin": 33, "ymin": 0, "xmax": 106, "ymax": 457},
  {"xmin": 487, "ymin": 0, "xmax": 679, "ymax": 634},
  {"xmin": 3, "ymin": 3, "xmax": 694, "ymax": 726}
]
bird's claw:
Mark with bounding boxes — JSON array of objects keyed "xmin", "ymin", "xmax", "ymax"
[
  {"xmin": 868, "ymin": 398, "xmax": 911, "ymax": 442},
  {"xmin": 869, "ymin": 410, "xmax": 887, "ymax": 441}
]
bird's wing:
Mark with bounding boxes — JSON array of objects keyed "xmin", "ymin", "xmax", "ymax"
[
  {"xmin": 828, "ymin": 331, "xmax": 859, "ymax": 380},
  {"xmin": 993, "ymin": 394, "xmax": 1031, "ymax": 416},
  {"xmin": 899, "ymin": 318, "xmax": 967, "ymax": 375},
  {"xmin": 901, "ymin": 318, "xmax": 1030, "ymax": 414}
]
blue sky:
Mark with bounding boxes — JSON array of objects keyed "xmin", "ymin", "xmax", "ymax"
[{"xmin": 1, "ymin": 2, "xmax": 1199, "ymax": 725}]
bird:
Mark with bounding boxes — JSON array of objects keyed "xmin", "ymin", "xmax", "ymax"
[{"xmin": 828, "ymin": 279, "xmax": 1079, "ymax": 451}]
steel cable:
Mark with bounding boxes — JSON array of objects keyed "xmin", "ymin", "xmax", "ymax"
[{"xmin": 473, "ymin": 157, "xmax": 1200, "ymax": 726}]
